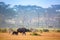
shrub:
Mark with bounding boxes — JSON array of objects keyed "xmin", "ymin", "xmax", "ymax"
[
  {"xmin": 0, "ymin": 28, "xmax": 2, "ymax": 32},
  {"xmin": 30, "ymin": 32, "xmax": 41, "ymax": 36},
  {"xmin": 56, "ymin": 30, "xmax": 60, "ymax": 32},
  {"xmin": 2, "ymin": 29, "xmax": 7, "ymax": 33},
  {"xmin": 40, "ymin": 30, "xmax": 43, "ymax": 33},
  {"xmin": 43, "ymin": 29, "xmax": 49, "ymax": 32},
  {"xmin": 0, "ymin": 28, "xmax": 7, "ymax": 33}
]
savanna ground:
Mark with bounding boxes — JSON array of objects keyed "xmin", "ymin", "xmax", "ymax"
[{"xmin": 0, "ymin": 32, "xmax": 60, "ymax": 40}]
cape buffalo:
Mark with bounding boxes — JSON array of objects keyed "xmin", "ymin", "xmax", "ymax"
[
  {"xmin": 12, "ymin": 31, "xmax": 18, "ymax": 35},
  {"xmin": 17, "ymin": 28, "xmax": 30, "ymax": 35}
]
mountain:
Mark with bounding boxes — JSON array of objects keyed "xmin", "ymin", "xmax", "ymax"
[{"xmin": 0, "ymin": 2, "xmax": 60, "ymax": 28}]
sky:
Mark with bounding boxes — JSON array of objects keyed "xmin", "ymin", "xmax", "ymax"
[{"xmin": 0, "ymin": 0, "xmax": 60, "ymax": 8}]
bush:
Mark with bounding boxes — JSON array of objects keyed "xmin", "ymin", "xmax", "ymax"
[
  {"xmin": 0, "ymin": 28, "xmax": 7, "ymax": 33},
  {"xmin": 43, "ymin": 29, "xmax": 49, "ymax": 32},
  {"xmin": 2, "ymin": 29, "xmax": 7, "ymax": 33},
  {"xmin": 40, "ymin": 30, "xmax": 43, "ymax": 33},
  {"xmin": 0, "ymin": 28, "xmax": 2, "ymax": 32},
  {"xmin": 30, "ymin": 32, "xmax": 41, "ymax": 36},
  {"xmin": 56, "ymin": 30, "xmax": 60, "ymax": 32}
]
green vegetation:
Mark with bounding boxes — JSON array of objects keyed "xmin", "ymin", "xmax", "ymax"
[
  {"xmin": 30, "ymin": 32, "xmax": 41, "ymax": 36},
  {"xmin": 0, "ymin": 28, "xmax": 60, "ymax": 33},
  {"xmin": 43, "ymin": 29, "xmax": 49, "ymax": 32},
  {"xmin": 0, "ymin": 28, "xmax": 7, "ymax": 33},
  {"xmin": 56, "ymin": 30, "xmax": 60, "ymax": 32}
]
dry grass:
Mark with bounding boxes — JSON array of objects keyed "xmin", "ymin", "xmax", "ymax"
[{"xmin": 0, "ymin": 32, "xmax": 60, "ymax": 40}]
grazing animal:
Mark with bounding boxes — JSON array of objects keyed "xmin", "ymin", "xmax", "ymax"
[
  {"xmin": 17, "ymin": 28, "xmax": 30, "ymax": 35},
  {"xmin": 12, "ymin": 31, "xmax": 18, "ymax": 35},
  {"xmin": 8, "ymin": 28, "xmax": 18, "ymax": 35}
]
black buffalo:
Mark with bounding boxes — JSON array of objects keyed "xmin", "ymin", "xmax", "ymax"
[
  {"xmin": 17, "ymin": 28, "xmax": 30, "ymax": 35},
  {"xmin": 12, "ymin": 31, "xmax": 18, "ymax": 35}
]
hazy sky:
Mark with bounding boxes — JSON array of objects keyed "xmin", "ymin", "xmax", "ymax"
[{"xmin": 0, "ymin": 0, "xmax": 60, "ymax": 8}]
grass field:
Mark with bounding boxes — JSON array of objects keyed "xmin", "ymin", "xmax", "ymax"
[{"xmin": 0, "ymin": 32, "xmax": 60, "ymax": 40}]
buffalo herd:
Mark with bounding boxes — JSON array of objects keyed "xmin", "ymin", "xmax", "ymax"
[{"xmin": 9, "ymin": 28, "xmax": 31, "ymax": 35}]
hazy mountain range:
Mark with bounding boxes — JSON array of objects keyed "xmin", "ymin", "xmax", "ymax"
[{"xmin": 0, "ymin": 2, "xmax": 60, "ymax": 28}]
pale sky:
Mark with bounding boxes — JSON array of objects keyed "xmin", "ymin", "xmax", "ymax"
[{"xmin": 0, "ymin": 0, "xmax": 60, "ymax": 8}]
